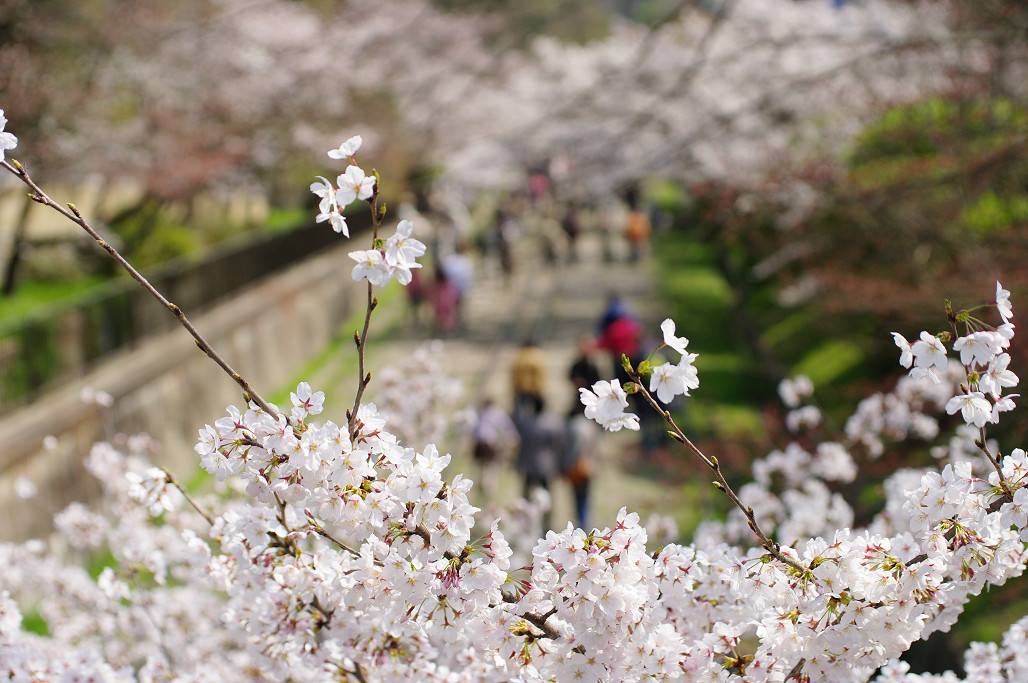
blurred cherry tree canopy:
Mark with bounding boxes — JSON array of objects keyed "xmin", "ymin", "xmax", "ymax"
[{"xmin": 2, "ymin": 0, "xmax": 1023, "ymax": 205}]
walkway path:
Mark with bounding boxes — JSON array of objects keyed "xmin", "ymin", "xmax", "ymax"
[{"xmin": 305, "ymin": 228, "xmax": 691, "ymax": 534}]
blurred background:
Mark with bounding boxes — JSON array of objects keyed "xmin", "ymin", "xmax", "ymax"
[{"xmin": 1, "ymin": 0, "xmax": 1027, "ymax": 673}]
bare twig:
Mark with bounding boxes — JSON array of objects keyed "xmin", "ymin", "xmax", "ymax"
[
  {"xmin": 0, "ymin": 158, "xmax": 283, "ymax": 421},
  {"xmin": 161, "ymin": 467, "xmax": 214, "ymax": 526},
  {"xmin": 347, "ymin": 185, "xmax": 382, "ymax": 440},
  {"xmin": 309, "ymin": 521, "xmax": 361, "ymax": 558},
  {"xmin": 627, "ymin": 363, "xmax": 808, "ymax": 575}
]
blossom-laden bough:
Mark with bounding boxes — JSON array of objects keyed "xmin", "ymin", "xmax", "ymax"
[{"xmin": 2, "ymin": 119, "xmax": 1028, "ymax": 682}]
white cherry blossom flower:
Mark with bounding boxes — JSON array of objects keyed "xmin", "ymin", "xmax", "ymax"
[
  {"xmin": 979, "ymin": 353, "xmax": 1018, "ymax": 398},
  {"xmin": 990, "ymin": 393, "xmax": 1018, "ymax": 424},
  {"xmin": 310, "ymin": 175, "xmax": 338, "ymax": 213},
  {"xmin": 349, "ymin": 249, "xmax": 392, "ymax": 286},
  {"xmin": 910, "ymin": 331, "xmax": 948, "ymax": 383},
  {"xmin": 290, "ymin": 382, "xmax": 325, "ymax": 419},
  {"xmin": 336, "ymin": 165, "xmax": 375, "ymax": 205},
  {"xmin": 319, "ymin": 209, "xmax": 348, "ymax": 236},
  {"xmin": 779, "ymin": 375, "xmax": 814, "ymax": 407},
  {"xmin": 660, "ymin": 318, "xmax": 690, "ymax": 355},
  {"xmin": 945, "ymin": 391, "xmax": 992, "ymax": 428},
  {"xmin": 892, "ymin": 332, "xmax": 913, "ymax": 369},
  {"xmin": 650, "ymin": 361, "xmax": 689, "ymax": 404},
  {"xmin": 327, "ymin": 134, "xmax": 363, "ymax": 160},
  {"xmin": 0, "ymin": 110, "xmax": 16, "ymax": 162},
  {"xmin": 385, "ymin": 219, "xmax": 426, "ymax": 268},
  {"xmin": 996, "ymin": 281, "xmax": 1013, "ymax": 323},
  {"xmin": 580, "ymin": 379, "xmax": 639, "ymax": 431},
  {"xmin": 953, "ymin": 331, "xmax": 1002, "ymax": 368}
]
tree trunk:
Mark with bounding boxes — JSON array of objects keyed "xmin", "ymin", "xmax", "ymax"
[{"xmin": 1, "ymin": 195, "xmax": 35, "ymax": 296}]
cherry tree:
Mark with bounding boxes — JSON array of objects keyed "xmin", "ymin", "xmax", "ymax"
[
  {"xmin": 4, "ymin": 112, "xmax": 1028, "ymax": 680},
  {"xmin": 427, "ymin": 0, "xmax": 970, "ymax": 198}
]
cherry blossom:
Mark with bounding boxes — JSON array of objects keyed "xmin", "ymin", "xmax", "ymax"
[
  {"xmin": 659, "ymin": 318, "xmax": 690, "ymax": 356},
  {"xmin": 778, "ymin": 374, "xmax": 815, "ymax": 408},
  {"xmin": 0, "ymin": 110, "xmax": 16, "ymax": 162},
  {"xmin": 911, "ymin": 331, "xmax": 949, "ymax": 383},
  {"xmin": 980, "ymin": 353, "xmax": 1019, "ymax": 398},
  {"xmin": 385, "ymin": 219, "xmax": 426, "ymax": 270},
  {"xmin": 997, "ymin": 281, "xmax": 1013, "ymax": 323},
  {"xmin": 8, "ymin": 116, "xmax": 1028, "ymax": 683},
  {"xmin": 580, "ymin": 379, "xmax": 639, "ymax": 431},
  {"xmin": 327, "ymin": 134, "xmax": 362, "ymax": 160},
  {"xmin": 336, "ymin": 165, "xmax": 375, "ymax": 206},
  {"xmin": 348, "ymin": 249, "xmax": 393, "ymax": 286}
]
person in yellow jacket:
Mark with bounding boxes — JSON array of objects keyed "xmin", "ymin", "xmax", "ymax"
[{"xmin": 511, "ymin": 336, "xmax": 546, "ymax": 418}]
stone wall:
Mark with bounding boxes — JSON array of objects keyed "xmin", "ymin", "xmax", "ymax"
[{"xmin": 0, "ymin": 241, "xmax": 362, "ymax": 541}]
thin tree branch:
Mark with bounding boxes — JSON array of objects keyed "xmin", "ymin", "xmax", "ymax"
[
  {"xmin": 627, "ymin": 363, "xmax": 808, "ymax": 575},
  {"xmin": 0, "ymin": 158, "xmax": 283, "ymax": 421},
  {"xmin": 161, "ymin": 467, "xmax": 214, "ymax": 526}
]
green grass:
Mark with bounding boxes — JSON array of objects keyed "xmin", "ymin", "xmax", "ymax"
[
  {"xmin": 262, "ymin": 207, "xmax": 308, "ymax": 235},
  {"xmin": 269, "ymin": 281, "xmax": 404, "ymax": 412},
  {"xmin": 0, "ymin": 276, "xmax": 107, "ymax": 324},
  {"xmin": 655, "ymin": 230, "xmax": 774, "ymax": 443}
]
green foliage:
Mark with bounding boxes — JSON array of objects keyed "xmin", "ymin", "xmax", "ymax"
[
  {"xmin": 687, "ymin": 401, "xmax": 766, "ymax": 441},
  {"xmin": 617, "ymin": 0, "xmax": 687, "ymax": 26},
  {"xmin": 20, "ymin": 610, "xmax": 49, "ymax": 637},
  {"xmin": 959, "ymin": 191, "xmax": 1028, "ymax": 235},
  {"xmin": 759, "ymin": 309, "xmax": 818, "ymax": 350},
  {"xmin": 643, "ymin": 177, "xmax": 690, "ymax": 214},
  {"xmin": 134, "ymin": 221, "xmax": 203, "ymax": 268},
  {"xmin": 1, "ymin": 322, "xmax": 62, "ymax": 402},
  {"xmin": 793, "ymin": 93, "xmax": 1028, "ymax": 361},
  {"xmin": 429, "ymin": 0, "xmax": 612, "ymax": 45},
  {"xmin": 850, "ymin": 96, "xmax": 1028, "ymax": 167},
  {"xmin": 87, "ymin": 548, "xmax": 117, "ymax": 581}
]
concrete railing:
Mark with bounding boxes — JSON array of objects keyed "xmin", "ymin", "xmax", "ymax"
[{"xmin": 0, "ymin": 240, "xmax": 365, "ymax": 541}]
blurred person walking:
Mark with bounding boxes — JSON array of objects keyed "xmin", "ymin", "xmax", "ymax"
[
  {"xmin": 563, "ymin": 412, "xmax": 597, "ymax": 530},
  {"xmin": 441, "ymin": 242, "xmax": 474, "ymax": 327},
  {"xmin": 471, "ymin": 398, "xmax": 519, "ymax": 504},
  {"xmin": 511, "ymin": 336, "xmax": 546, "ymax": 418},
  {"xmin": 565, "ymin": 337, "xmax": 601, "ymax": 528},
  {"xmin": 596, "ymin": 295, "xmax": 643, "ymax": 386},
  {"xmin": 625, "ymin": 208, "xmax": 651, "ymax": 262},
  {"xmin": 513, "ymin": 396, "xmax": 566, "ymax": 532},
  {"xmin": 431, "ymin": 267, "xmax": 460, "ymax": 335},
  {"xmin": 561, "ymin": 204, "xmax": 582, "ymax": 263}
]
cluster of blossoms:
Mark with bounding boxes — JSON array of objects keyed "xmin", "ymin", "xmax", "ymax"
[
  {"xmin": 892, "ymin": 283, "xmax": 1017, "ymax": 429},
  {"xmin": 578, "ymin": 318, "xmax": 699, "ymax": 432},
  {"xmin": 8, "ymin": 125, "xmax": 1028, "ymax": 681},
  {"xmin": 310, "ymin": 135, "xmax": 426, "ymax": 286}
]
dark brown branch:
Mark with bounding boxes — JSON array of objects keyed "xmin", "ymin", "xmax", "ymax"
[{"xmin": 500, "ymin": 591, "xmax": 560, "ymax": 640}]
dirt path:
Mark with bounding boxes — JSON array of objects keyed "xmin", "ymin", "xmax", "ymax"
[{"xmin": 305, "ymin": 228, "xmax": 690, "ymax": 534}]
